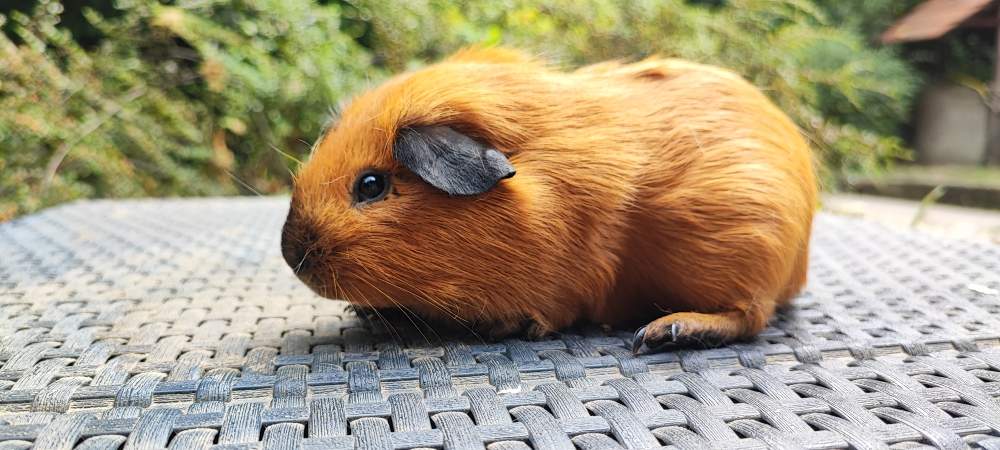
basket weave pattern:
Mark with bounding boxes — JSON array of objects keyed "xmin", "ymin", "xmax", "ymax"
[{"xmin": 2, "ymin": 198, "xmax": 1000, "ymax": 449}]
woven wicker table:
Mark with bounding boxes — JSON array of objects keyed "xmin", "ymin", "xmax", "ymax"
[{"xmin": 2, "ymin": 197, "xmax": 1000, "ymax": 450}]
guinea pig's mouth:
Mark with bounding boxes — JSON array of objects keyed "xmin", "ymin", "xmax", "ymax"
[
  {"xmin": 281, "ymin": 219, "xmax": 336, "ymax": 285},
  {"xmin": 279, "ymin": 219, "xmax": 402, "ymax": 307},
  {"xmin": 281, "ymin": 242, "xmax": 340, "ymax": 298},
  {"xmin": 302, "ymin": 274, "xmax": 340, "ymax": 299},
  {"xmin": 289, "ymin": 261, "xmax": 344, "ymax": 299},
  {"xmin": 282, "ymin": 240, "xmax": 325, "ymax": 275}
]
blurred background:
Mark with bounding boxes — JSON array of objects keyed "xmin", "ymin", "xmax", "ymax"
[{"xmin": 1, "ymin": 0, "xmax": 999, "ymax": 225}]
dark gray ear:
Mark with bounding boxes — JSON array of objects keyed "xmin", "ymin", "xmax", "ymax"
[{"xmin": 394, "ymin": 126, "xmax": 515, "ymax": 196}]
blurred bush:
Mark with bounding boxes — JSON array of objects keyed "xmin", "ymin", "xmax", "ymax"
[{"xmin": 1, "ymin": 0, "xmax": 920, "ymax": 220}]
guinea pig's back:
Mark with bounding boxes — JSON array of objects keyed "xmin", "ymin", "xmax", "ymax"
[{"xmin": 582, "ymin": 58, "xmax": 813, "ymax": 174}]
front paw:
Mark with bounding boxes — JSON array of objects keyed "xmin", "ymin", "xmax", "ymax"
[{"xmin": 481, "ymin": 316, "xmax": 552, "ymax": 340}]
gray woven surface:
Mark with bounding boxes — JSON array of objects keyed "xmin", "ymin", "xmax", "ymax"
[{"xmin": 2, "ymin": 197, "xmax": 1000, "ymax": 449}]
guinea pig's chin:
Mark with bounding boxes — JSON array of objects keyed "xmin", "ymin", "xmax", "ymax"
[{"xmin": 293, "ymin": 271, "xmax": 341, "ymax": 300}]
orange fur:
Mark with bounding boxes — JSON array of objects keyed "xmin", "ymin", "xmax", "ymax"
[{"xmin": 283, "ymin": 47, "xmax": 818, "ymax": 340}]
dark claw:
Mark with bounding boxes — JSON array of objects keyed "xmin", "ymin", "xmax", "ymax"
[
  {"xmin": 633, "ymin": 322, "xmax": 685, "ymax": 354},
  {"xmin": 631, "ymin": 326, "xmax": 647, "ymax": 354}
]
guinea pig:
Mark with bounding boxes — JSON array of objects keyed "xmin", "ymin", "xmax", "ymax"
[{"xmin": 281, "ymin": 47, "xmax": 817, "ymax": 352}]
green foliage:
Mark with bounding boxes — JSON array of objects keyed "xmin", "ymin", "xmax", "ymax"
[
  {"xmin": 1, "ymin": 3, "xmax": 227, "ymax": 220},
  {"xmin": 819, "ymin": 0, "xmax": 921, "ymax": 39},
  {"xmin": 1, "ymin": 0, "xmax": 922, "ymax": 220}
]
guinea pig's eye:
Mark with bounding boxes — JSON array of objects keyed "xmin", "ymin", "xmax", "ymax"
[{"xmin": 353, "ymin": 171, "xmax": 390, "ymax": 204}]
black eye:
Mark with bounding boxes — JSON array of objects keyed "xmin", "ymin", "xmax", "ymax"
[{"xmin": 354, "ymin": 171, "xmax": 390, "ymax": 204}]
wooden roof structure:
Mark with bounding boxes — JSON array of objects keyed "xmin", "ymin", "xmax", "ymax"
[{"xmin": 882, "ymin": 0, "xmax": 997, "ymax": 44}]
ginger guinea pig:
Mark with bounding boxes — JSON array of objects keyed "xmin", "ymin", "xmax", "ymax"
[{"xmin": 281, "ymin": 47, "xmax": 817, "ymax": 352}]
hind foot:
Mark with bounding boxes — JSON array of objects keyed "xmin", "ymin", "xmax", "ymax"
[{"xmin": 631, "ymin": 311, "xmax": 761, "ymax": 353}]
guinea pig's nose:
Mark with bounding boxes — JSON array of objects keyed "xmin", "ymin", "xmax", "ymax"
[{"xmin": 281, "ymin": 221, "xmax": 319, "ymax": 274}]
